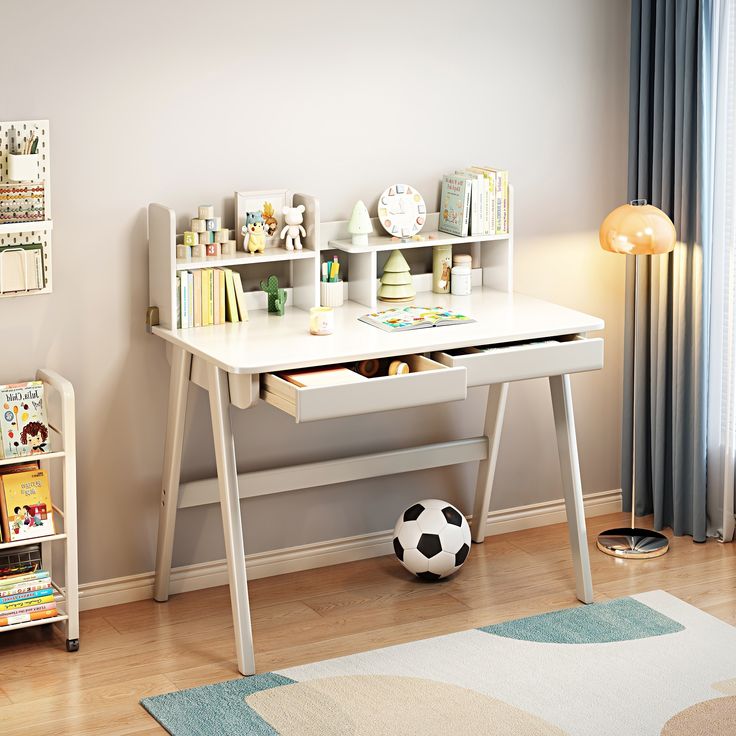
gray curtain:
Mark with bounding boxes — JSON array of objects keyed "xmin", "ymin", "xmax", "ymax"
[{"xmin": 626, "ymin": 0, "xmax": 707, "ymax": 540}]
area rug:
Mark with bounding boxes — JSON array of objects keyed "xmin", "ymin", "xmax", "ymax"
[{"xmin": 141, "ymin": 591, "xmax": 736, "ymax": 735}]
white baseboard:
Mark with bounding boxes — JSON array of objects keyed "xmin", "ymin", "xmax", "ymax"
[{"xmin": 78, "ymin": 489, "xmax": 622, "ymax": 611}]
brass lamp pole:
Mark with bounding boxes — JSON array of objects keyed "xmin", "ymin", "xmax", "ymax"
[{"xmin": 597, "ymin": 199, "xmax": 676, "ymax": 559}]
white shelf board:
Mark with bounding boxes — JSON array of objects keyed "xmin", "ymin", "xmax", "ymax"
[
  {"xmin": 176, "ymin": 247, "xmax": 316, "ymax": 271},
  {"xmin": 0, "ymin": 613, "xmax": 67, "ymax": 633},
  {"xmin": 0, "ymin": 532, "xmax": 67, "ymax": 550},
  {"xmin": 0, "ymin": 219, "xmax": 53, "ymax": 235},
  {"xmin": 0, "ymin": 450, "xmax": 65, "ymax": 468},
  {"xmin": 328, "ymin": 230, "xmax": 510, "ymax": 253}
]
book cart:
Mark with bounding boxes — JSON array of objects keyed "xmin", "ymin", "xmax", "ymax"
[{"xmin": 0, "ymin": 369, "xmax": 79, "ymax": 651}]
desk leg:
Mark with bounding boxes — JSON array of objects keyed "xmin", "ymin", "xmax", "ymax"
[
  {"xmin": 549, "ymin": 374, "xmax": 594, "ymax": 604},
  {"xmin": 154, "ymin": 346, "xmax": 191, "ymax": 602},
  {"xmin": 207, "ymin": 363, "xmax": 256, "ymax": 676},
  {"xmin": 470, "ymin": 383, "xmax": 508, "ymax": 543}
]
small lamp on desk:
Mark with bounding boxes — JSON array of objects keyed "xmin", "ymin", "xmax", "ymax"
[{"xmin": 597, "ymin": 199, "xmax": 676, "ymax": 559}]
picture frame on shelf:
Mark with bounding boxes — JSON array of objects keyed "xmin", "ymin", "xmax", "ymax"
[{"xmin": 234, "ymin": 189, "xmax": 291, "ymax": 251}]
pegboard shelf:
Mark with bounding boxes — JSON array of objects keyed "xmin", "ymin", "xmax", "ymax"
[
  {"xmin": 0, "ymin": 219, "xmax": 52, "ymax": 235},
  {"xmin": 0, "ymin": 120, "xmax": 52, "ymax": 298}
]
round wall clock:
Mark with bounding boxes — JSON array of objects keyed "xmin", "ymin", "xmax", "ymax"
[{"xmin": 377, "ymin": 184, "xmax": 426, "ymax": 239}]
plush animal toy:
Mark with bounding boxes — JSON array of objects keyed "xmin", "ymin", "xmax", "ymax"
[
  {"xmin": 242, "ymin": 211, "xmax": 267, "ymax": 254},
  {"xmin": 280, "ymin": 204, "xmax": 306, "ymax": 251}
]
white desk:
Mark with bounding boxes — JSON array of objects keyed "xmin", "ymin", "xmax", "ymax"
[{"xmin": 151, "ymin": 287, "xmax": 604, "ymax": 676}]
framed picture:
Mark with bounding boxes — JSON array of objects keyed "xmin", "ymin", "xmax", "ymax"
[{"xmin": 234, "ymin": 189, "xmax": 292, "ymax": 251}]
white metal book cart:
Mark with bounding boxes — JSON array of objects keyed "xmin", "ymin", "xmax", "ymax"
[
  {"xmin": 0, "ymin": 369, "xmax": 79, "ymax": 651},
  {"xmin": 147, "ymin": 188, "xmax": 604, "ymax": 675}
]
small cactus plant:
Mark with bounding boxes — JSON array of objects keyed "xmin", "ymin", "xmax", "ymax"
[{"xmin": 260, "ymin": 275, "xmax": 288, "ymax": 316}]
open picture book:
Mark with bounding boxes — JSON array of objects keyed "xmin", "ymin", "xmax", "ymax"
[{"xmin": 359, "ymin": 306, "xmax": 476, "ymax": 332}]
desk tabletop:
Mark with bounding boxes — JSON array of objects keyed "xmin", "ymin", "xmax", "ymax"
[{"xmin": 152, "ymin": 288, "xmax": 605, "ymax": 374}]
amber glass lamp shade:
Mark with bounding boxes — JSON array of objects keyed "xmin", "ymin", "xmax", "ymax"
[{"xmin": 599, "ymin": 203, "xmax": 676, "ymax": 255}]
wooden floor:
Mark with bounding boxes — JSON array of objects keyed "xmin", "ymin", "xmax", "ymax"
[{"xmin": 0, "ymin": 511, "xmax": 734, "ymax": 735}]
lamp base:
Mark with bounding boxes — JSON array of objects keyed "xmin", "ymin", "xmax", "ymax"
[{"xmin": 596, "ymin": 527, "xmax": 669, "ymax": 559}]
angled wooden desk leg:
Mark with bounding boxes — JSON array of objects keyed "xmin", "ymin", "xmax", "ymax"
[
  {"xmin": 154, "ymin": 346, "xmax": 192, "ymax": 602},
  {"xmin": 207, "ymin": 363, "xmax": 256, "ymax": 676},
  {"xmin": 470, "ymin": 383, "xmax": 509, "ymax": 543},
  {"xmin": 549, "ymin": 374, "xmax": 594, "ymax": 604}
]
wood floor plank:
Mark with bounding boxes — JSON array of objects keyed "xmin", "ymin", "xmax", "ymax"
[{"xmin": 0, "ymin": 511, "xmax": 733, "ymax": 735}]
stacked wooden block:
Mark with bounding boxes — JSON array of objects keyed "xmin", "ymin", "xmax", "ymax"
[{"xmin": 177, "ymin": 205, "xmax": 237, "ymax": 260}]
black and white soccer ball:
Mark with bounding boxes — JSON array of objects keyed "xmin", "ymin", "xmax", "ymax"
[{"xmin": 392, "ymin": 499, "xmax": 472, "ymax": 580}]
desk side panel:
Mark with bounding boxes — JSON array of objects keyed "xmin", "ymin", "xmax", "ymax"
[{"xmin": 149, "ymin": 203, "xmax": 177, "ymax": 330}]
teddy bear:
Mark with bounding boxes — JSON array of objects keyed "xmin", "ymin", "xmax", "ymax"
[
  {"xmin": 242, "ymin": 211, "xmax": 266, "ymax": 254},
  {"xmin": 279, "ymin": 204, "xmax": 306, "ymax": 251}
]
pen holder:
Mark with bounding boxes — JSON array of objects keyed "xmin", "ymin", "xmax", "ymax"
[
  {"xmin": 320, "ymin": 280, "xmax": 344, "ymax": 307},
  {"xmin": 7, "ymin": 153, "xmax": 40, "ymax": 183}
]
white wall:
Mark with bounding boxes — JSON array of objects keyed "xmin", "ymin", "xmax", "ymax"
[{"xmin": 1, "ymin": 0, "xmax": 628, "ymax": 585}]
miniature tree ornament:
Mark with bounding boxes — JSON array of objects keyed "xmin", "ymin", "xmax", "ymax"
[{"xmin": 348, "ymin": 200, "xmax": 373, "ymax": 246}]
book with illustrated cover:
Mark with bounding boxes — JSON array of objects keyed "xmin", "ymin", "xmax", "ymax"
[
  {"xmin": 0, "ymin": 468, "xmax": 55, "ymax": 542},
  {"xmin": 0, "ymin": 382, "xmax": 49, "ymax": 459},
  {"xmin": 439, "ymin": 175, "xmax": 471, "ymax": 236},
  {"xmin": 359, "ymin": 306, "xmax": 476, "ymax": 333}
]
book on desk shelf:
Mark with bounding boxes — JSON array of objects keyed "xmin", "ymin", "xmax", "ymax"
[
  {"xmin": 438, "ymin": 175, "xmax": 471, "ymax": 237},
  {"xmin": 439, "ymin": 166, "xmax": 508, "ymax": 236},
  {"xmin": 178, "ymin": 267, "xmax": 246, "ymax": 328},
  {"xmin": 359, "ymin": 307, "xmax": 475, "ymax": 332},
  {"xmin": 0, "ymin": 381, "xmax": 49, "ymax": 459},
  {"xmin": 0, "ymin": 568, "xmax": 56, "ymax": 627}
]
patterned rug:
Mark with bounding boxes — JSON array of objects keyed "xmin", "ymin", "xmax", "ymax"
[{"xmin": 141, "ymin": 591, "xmax": 736, "ymax": 735}]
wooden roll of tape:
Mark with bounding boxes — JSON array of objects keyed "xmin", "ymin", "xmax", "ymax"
[
  {"xmin": 356, "ymin": 359, "xmax": 380, "ymax": 378},
  {"xmin": 388, "ymin": 360, "xmax": 410, "ymax": 376}
]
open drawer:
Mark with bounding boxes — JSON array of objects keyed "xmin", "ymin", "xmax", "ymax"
[
  {"xmin": 432, "ymin": 335, "xmax": 603, "ymax": 387},
  {"xmin": 261, "ymin": 354, "xmax": 467, "ymax": 423}
]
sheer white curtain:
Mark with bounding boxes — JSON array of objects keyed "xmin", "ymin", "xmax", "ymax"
[{"xmin": 705, "ymin": 0, "xmax": 736, "ymax": 541}]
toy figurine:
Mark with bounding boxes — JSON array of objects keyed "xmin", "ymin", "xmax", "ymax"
[
  {"xmin": 280, "ymin": 204, "xmax": 306, "ymax": 251},
  {"xmin": 260, "ymin": 275, "xmax": 288, "ymax": 315},
  {"xmin": 242, "ymin": 211, "xmax": 267, "ymax": 254}
]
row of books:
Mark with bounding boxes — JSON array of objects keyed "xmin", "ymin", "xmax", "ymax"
[
  {"xmin": 0, "ymin": 462, "xmax": 55, "ymax": 543},
  {"xmin": 0, "ymin": 567, "xmax": 57, "ymax": 627},
  {"xmin": 176, "ymin": 267, "xmax": 249, "ymax": 329},
  {"xmin": 0, "ymin": 380, "xmax": 49, "ymax": 459},
  {"xmin": 439, "ymin": 166, "xmax": 509, "ymax": 238}
]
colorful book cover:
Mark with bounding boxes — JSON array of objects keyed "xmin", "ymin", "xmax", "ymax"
[
  {"xmin": 359, "ymin": 306, "xmax": 476, "ymax": 332},
  {"xmin": 439, "ymin": 175, "xmax": 471, "ymax": 237},
  {"xmin": 0, "ymin": 469, "xmax": 55, "ymax": 541},
  {"xmin": 0, "ymin": 382, "xmax": 49, "ymax": 459}
]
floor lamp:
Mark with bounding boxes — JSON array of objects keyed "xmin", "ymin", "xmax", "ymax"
[{"xmin": 597, "ymin": 199, "xmax": 676, "ymax": 559}]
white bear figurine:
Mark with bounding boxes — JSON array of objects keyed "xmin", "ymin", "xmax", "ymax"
[{"xmin": 280, "ymin": 204, "xmax": 306, "ymax": 251}]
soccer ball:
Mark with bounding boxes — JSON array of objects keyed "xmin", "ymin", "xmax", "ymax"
[{"xmin": 392, "ymin": 499, "xmax": 472, "ymax": 580}]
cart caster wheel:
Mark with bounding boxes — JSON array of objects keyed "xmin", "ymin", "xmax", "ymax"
[{"xmin": 66, "ymin": 638, "xmax": 79, "ymax": 652}]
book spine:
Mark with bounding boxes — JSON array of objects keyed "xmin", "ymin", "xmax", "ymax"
[
  {"xmin": 495, "ymin": 174, "xmax": 503, "ymax": 235},
  {"xmin": 208, "ymin": 270, "xmax": 214, "ymax": 325},
  {"xmin": 219, "ymin": 270, "xmax": 226, "ymax": 325},
  {"xmin": 187, "ymin": 272, "xmax": 194, "ymax": 328},
  {"xmin": 499, "ymin": 170, "xmax": 509, "ymax": 233},
  {"xmin": 175, "ymin": 275, "xmax": 181, "ymax": 328},
  {"xmin": 193, "ymin": 270, "xmax": 202, "ymax": 328},
  {"xmin": 460, "ymin": 181, "xmax": 471, "ymax": 237},
  {"xmin": 180, "ymin": 271, "xmax": 189, "ymax": 329},
  {"xmin": 0, "ymin": 580, "xmax": 49, "ymax": 598},
  {"xmin": 0, "ymin": 586, "xmax": 53, "ymax": 603},
  {"xmin": 0, "ymin": 593, "xmax": 54, "ymax": 611},
  {"xmin": 0, "ymin": 607, "xmax": 58, "ymax": 627},
  {"xmin": 0, "ymin": 570, "xmax": 49, "ymax": 589}
]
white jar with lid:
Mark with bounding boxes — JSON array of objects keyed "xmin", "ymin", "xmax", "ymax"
[{"xmin": 451, "ymin": 254, "xmax": 472, "ymax": 296}]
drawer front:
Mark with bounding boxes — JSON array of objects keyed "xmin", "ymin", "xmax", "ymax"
[
  {"xmin": 433, "ymin": 336, "xmax": 603, "ymax": 387},
  {"xmin": 261, "ymin": 355, "xmax": 467, "ymax": 422}
]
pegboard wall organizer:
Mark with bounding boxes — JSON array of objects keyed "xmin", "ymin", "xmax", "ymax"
[{"xmin": 0, "ymin": 120, "xmax": 52, "ymax": 298}]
